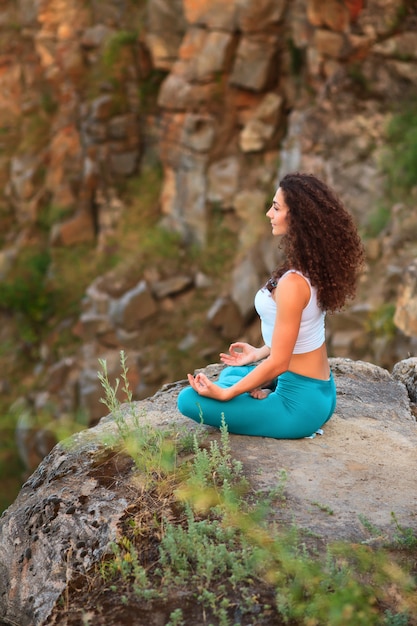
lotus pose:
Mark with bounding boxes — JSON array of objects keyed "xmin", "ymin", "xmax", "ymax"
[{"xmin": 177, "ymin": 172, "xmax": 364, "ymax": 438}]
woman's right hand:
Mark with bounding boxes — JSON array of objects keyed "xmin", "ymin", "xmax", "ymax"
[{"xmin": 220, "ymin": 342, "xmax": 260, "ymax": 366}]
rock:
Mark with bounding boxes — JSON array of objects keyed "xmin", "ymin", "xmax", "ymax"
[
  {"xmin": 314, "ymin": 29, "xmax": 348, "ymax": 59},
  {"xmin": 0, "ymin": 441, "xmax": 131, "ymax": 626},
  {"xmin": 183, "ymin": 0, "xmax": 238, "ymax": 31},
  {"xmin": 45, "ymin": 124, "xmax": 82, "ymax": 208},
  {"xmin": 90, "ymin": 94, "xmax": 114, "ymax": 121},
  {"xmin": 229, "ymin": 34, "xmax": 279, "ymax": 91},
  {"xmin": 392, "ymin": 357, "xmax": 417, "ymax": 404},
  {"xmin": 329, "ymin": 328, "xmax": 368, "ymax": 358},
  {"xmin": 108, "ymin": 113, "xmax": 139, "ymax": 141},
  {"xmin": 109, "ymin": 280, "xmax": 158, "ymax": 331},
  {"xmin": 109, "ymin": 150, "xmax": 139, "ymax": 176},
  {"xmin": 193, "ymin": 31, "xmax": 235, "ymax": 82},
  {"xmin": 146, "ymin": 0, "xmax": 185, "ymax": 70},
  {"xmin": 307, "ymin": 0, "xmax": 351, "ymax": 31},
  {"xmin": 389, "ymin": 59, "xmax": 417, "ymax": 85},
  {"xmin": 0, "ymin": 248, "xmax": 16, "ymax": 279},
  {"xmin": 78, "ymin": 312, "xmax": 115, "ymax": 342},
  {"xmin": 0, "ymin": 358, "xmax": 416, "ymax": 626},
  {"xmin": 238, "ymin": 0, "xmax": 287, "ymax": 32},
  {"xmin": 80, "ymin": 24, "xmax": 114, "ymax": 49},
  {"xmin": 181, "ymin": 113, "xmax": 216, "ymax": 153},
  {"xmin": 207, "ymin": 296, "xmax": 243, "ymax": 338},
  {"xmin": 239, "ymin": 92, "xmax": 284, "ymax": 152},
  {"xmin": 46, "ymin": 358, "xmax": 76, "ymax": 394},
  {"xmin": 50, "ymin": 210, "xmax": 96, "ymax": 246},
  {"xmin": 207, "ymin": 156, "xmax": 240, "ymax": 207},
  {"xmin": 160, "ymin": 160, "xmax": 208, "ymax": 245},
  {"xmin": 233, "ymin": 189, "xmax": 268, "ymax": 250},
  {"xmin": 157, "ymin": 72, "xmax": 217, "ymax": 109},
  {"xmin": 394, "ymin": 260, "xmax": 417, "ymax": 337},
  {"xmin": 151, "ymin": 275, "xmax": 193, "ymax": 299},
  {"xmin": 357, "ymin": 0, "xmax": 409, "ymax": 37},
  {"xmin": 231, "ymin": 254, "xmax": 263, "ymax": 319},
  {"xmin": 84, "ymin": 278, "xmax": 112, "ymax": 315},
  {"xmin": 372, "ymin": 31, "xmax": 417, "ymax": 60},
  {"xmin": 15, "ymin": 403, "xmax": 58, "ymax": 474},
  {"xmin": 10, "ymin": 155, "xmax": 39, "ymax": 202}
]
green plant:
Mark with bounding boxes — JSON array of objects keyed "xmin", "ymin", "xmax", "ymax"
[
  {"xmin": 364, "ymin": 203, "xmax": 391, "ymax": 237},
  {"xmin": 138, "ymin": 69, "xmax": 168, "ymax": 111},
  {"xmin": 17, "ymin": 112, "xmax": 51, "ymax": 154},
  {"xmin": 49, "ymin": 244, "xmax": 118, "ymax": 323},
  {"xmin": 383, "ymin": 104, "xmax": 417, "ymax": 194},
  {"xmin": 384, "ymin": 609, "xmax": 410, "ymax": 626},
  {"xmin": 359, "ymin": 513, "xmax": 384, "ymax": 538},
  {"xmin": 97, "ymin": 351, "xmax": 178, "ymax": 479},
  {"xmin": 40, "ymin": 88, "xmax": 58, "ymax": 115},
  {"xmin": 102, "ymin": 30, "xmax": 138, "ymax": 68},
  {"xmin": 166, "ymin": 608, "xmax": 185, "ymax": 626},
  {"xmin": 110, "ymin": 165, "xmax": 186, "ymax": 272},
  {"xmin": 37, "ymin": 203, "xmax": 74, "ymax": 232},
  {"xmin": 0, "ymin": 418, "xmax": 25, "ymax": 513},
  {"xmin": 388, "ymin": 0, "xmax": 408, "ymax": 30},
  {"xmin": 190, "ymin": 203, "xmax": 237, "ymax": 278},
  {"xmin": 312, "ymin": 501, "xmax": 334, "ymax": 515},
  {"xmin": 0, "ymin": 247, "xmax": 55, "ymax": 343},
  {"xmin": 391, "ymin": 512, "xmax": 417, "ymax": 549},
  {"xmin": 365, "ymin": 304, "xmax": 397, "ymax": 340},
  {"xmin": 348, "ymin": 62, "xmax": 371, "ymax": 93},
  {"xmin": 100, "ymin": 536, "xmax": 158, "ymax": 600}
]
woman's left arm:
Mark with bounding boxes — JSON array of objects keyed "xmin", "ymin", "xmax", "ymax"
[{"xmin": 187, "ymin": 273, "xmax": 309, "ymax": 400}]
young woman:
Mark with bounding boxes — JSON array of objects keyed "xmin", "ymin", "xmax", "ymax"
[{"xmin": 177, "ymin": 172, "xmax": 365, "ymax": 438}]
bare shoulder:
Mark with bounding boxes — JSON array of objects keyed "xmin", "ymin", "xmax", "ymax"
[{"xmin": 276, "ymin": 272, "xmax": 310, "ymax": 307}]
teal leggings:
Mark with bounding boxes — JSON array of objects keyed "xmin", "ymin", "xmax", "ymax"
[{"xmin": 177, "ymin": 366, "xmax": 336, "ymax": 439}]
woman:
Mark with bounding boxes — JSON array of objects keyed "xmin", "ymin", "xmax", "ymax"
[{"xmin": 177, "ymin": 172, "xmax": 365, "ymax": 438}]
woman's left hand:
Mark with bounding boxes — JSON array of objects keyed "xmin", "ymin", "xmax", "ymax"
[{"xmin": 187, "ymin": 373, "xmax": 229, "ymax": 401}]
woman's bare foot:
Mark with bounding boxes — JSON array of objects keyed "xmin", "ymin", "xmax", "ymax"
[{"xmin": 250, "ymin": 388, "xmax": 273, "ymax": 400}]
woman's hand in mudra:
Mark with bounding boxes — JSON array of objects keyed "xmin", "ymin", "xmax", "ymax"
[
  {"xmin": 187, "ymin": 373, "xmax": 230, "ymax": 401},
  {"xmin": 220, "ymin": 342, "xmax": 259, "ymax": 367}
]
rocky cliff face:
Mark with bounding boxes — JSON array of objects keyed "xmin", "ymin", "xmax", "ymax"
[{"xmin": 1, "ymin": 0, "xmax": 417, "ymax": 468}]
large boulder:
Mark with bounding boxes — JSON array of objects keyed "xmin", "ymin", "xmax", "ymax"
[{"xmin": 0, "ymin": 358, "xmax": 416, "ymax": 626}]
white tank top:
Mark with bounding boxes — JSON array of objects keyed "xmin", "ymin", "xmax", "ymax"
[{"xmin": 254, "ymin": 270, "xmax": 325, "ymax": 353}]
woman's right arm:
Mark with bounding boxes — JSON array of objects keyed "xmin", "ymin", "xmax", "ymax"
[{"xmin": 220, "ymin": 342, "xmax": 270, "ymax": 366}]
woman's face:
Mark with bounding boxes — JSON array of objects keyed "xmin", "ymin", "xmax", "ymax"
[{"xmin": 266, "ymin": 187, "xmax": 289, "ymax": 236}]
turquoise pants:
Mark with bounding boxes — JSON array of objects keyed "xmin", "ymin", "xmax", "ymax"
[{"xmin": 177, "ymin": 366, "xmax": 337, "ymax": 439}]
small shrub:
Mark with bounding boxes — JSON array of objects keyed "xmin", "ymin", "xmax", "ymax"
[
  {"xmin": 102, "ymin": 30, "xmax": 138, "ymax": 68},
  {"xmin": 139, "ymin": 69, "xmax": 169, "ymax": 111},
  {"xmin": 17, "ymin": 112, "xmax": 51, "ymax": 154},
  {"xmin": 364, "ymin": 203, "xmax": 391, "ymax": 237},
  {"xmin": 190, "ymin": 204, "xmax": 237, "ymax": 278},
  {"xmin": 384, "ymin": 610, "xmax": 410, "ymax": 626},
  {"xmin": 348, "ymin": 62, "xmax": 371, "ymax": 94},
  {"xmin": 365, "ymin": 303, "xmax": 397, "ymax": 340},
  {"xmin": 383, "ymin": 105, "xmax": 417, "ymax": 194},
  {"xmin": 97, "ymin": 351, "xmax": 178, "ymax": 479},
  {"xmin": 391, "ymin": 512, "xmax": 417, "ymax": 550},
  {"xmin": 0, "ymin": 247, "xmax": 54, "ymax": 343}
]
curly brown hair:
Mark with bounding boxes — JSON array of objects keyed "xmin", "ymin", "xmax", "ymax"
[{"xmin": 273, "ymin": 172, "xmax": 365, "ymax": 312}]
